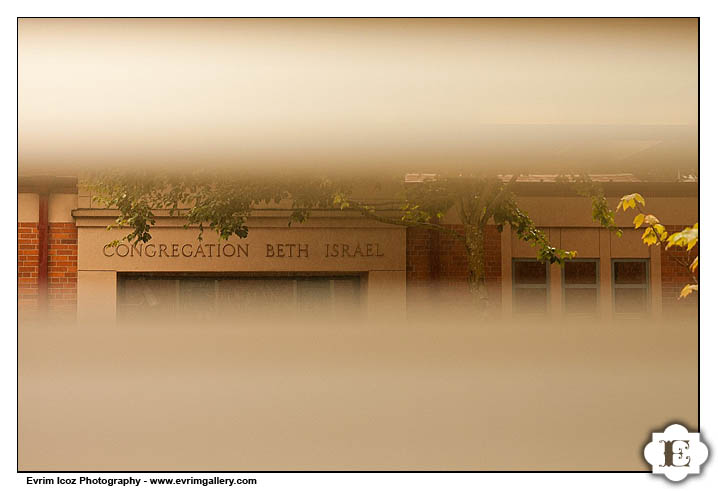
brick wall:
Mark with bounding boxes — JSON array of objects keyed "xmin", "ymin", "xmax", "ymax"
[
  {"xmin": 21, "ymin": 219, "xmax": 695, "ymax": 319},
  {"xmin": 48, "ymin": 223, "xmax": 78, "ymax": 316},
  {"xmin": 18, "ymin": 221, "xmax": 78, "ymax": 320},
  {"xmin": 661, "ymin": 225, "xmax": 698, "ymax": 316},
  {"xmin": 18, "ymin": 222, "xmax": 40, "ymax": 312},
  {"xmin": 406, "ymin": 228, "xmax": 432, "ymax": 283},
  {"xmin": 406, "ymin": 224, "xmax": 502, "ymax": 314}
]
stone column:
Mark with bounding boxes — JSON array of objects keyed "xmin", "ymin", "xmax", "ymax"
[
  {"xmin": 77, "ymin": 270, "xmax": 117, "ymax": 326},
  {"xmin": 366, "ymin": 270, "xmax": 406, "ymax": 324}
]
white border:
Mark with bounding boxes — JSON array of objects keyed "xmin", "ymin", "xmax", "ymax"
[{"xmin": 3, "ymin": 2, "xmax": 713, "ymax": 490}]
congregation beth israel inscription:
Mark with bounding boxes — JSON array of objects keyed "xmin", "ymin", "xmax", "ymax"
[
  {"xmin": 77, "ymin": 224, "xmax": 405, "ymax": 272},
  {"xmin": 102, "ymin": 242, "xmax": 386, "ymax": 259}
]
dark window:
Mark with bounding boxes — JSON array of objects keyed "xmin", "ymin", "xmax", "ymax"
[
  {"xmin": 217, "ymin": 278, "xmax": 296, "ymax": 317},
  {"xmin": 563, "ymin": 259, "xmax": 599, "ymax": 314},
  {"xmin": 512, "ymin": 260, "xmax": 548, "ymax": 314},
  {"xmin": 612, "ymin": 260, "xmax": 649, "ymax": 313},
  {"xmin": 614, "ymin": 261, "xmax": 647, "ymax": 285},
  {"xmin": 117, "ymin": 274, "xmax": 362, "ymax": 322},
  {"xmin": 514, "ymin": 261, "xmax": 548, "ymax": 284}
]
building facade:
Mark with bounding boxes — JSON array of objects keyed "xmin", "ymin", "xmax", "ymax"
[{"xmin": 18, "ymin": 176, "xmax": 698, "ymax": 325}]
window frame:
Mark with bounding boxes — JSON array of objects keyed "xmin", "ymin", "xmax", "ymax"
[
  {"xmin": 511, "ymin": 258, "xmax": 550, "ymax": 314},
  {"xmin": 561, "ymin": 258, "xmax": 600, "ymax": 315},
  {"xmin": 611, "ymin": 258, "xmax": 650, "ymax": 314}
]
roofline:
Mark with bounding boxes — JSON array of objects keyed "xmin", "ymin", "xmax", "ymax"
[
  {"xmin": 510, "ymin": 181, "xmax": 697, "ymax": 197},
  {"xmin": 17, "ymin": 175, "xmax": 697, "ymax": 198},
  {"xmin": 18, "ymin": 175, "xmax": 78, "ymax": 194}
]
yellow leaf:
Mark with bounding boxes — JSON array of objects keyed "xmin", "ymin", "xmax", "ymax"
[
  {"xmin": 666, "ymin": 224, "xmax": 699, "ymax": 250},
  {"xmin": 633, "ymin": 213, "xmax": 645, "ymax": 229},
  {"xmin": 644, "ymin": 214, "xmax": 660, "ymax": 226},
  {"xmin": 618, "ymin": 193, "xmax": 645, "ymax": 212},
  {"xmin": 690, "ymin": 257, "xmax": 698, "ymax": 273},
  {"xmin": 680, "ymin": 284, "xmax": 698, "ymax": 298},
  {"xmin": 642, "ymin": 228, "xmax": 657, "ymax": 246}
]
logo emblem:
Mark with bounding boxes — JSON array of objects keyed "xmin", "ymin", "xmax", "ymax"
[{"xmin": 643, "ymin": 424, "xmax": 709, "ymax": 482}]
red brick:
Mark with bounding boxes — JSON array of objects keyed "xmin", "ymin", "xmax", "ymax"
[{"xmin": 660, "ymin": 225, "xmax": 698, "ymax": 315}]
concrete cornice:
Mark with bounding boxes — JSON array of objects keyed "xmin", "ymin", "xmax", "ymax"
[{"xmin": 72, "ymin": 208, "xmax": 404, "ymax": 229}]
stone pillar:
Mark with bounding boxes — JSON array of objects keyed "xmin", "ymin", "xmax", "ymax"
[
  {"xmin": 77, "ymin": 270, "xmax": 117, "ymax": 326},
  {"xmin": 500, "ymin": 226, "xmax": 513, "ymax": 318},
  {"xmin": 650, "ymin": 242, "xmax": 663, "ymax": 318},
  {"xmin": 599, "ymin": 229, "xmax": 613, "ymax": 319},
  {"xmin": 366, "ymin": 270, "xmax": 406, "ymax": 324},
  {"xmin": 548, "ymin": 228, "xmax": 563, "ymax": 317}
]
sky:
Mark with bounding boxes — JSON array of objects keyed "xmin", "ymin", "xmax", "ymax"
[{"xmin": 18, "ymin": 18, "xmax": 697, "ymax": 174}]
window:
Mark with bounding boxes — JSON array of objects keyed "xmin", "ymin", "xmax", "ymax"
[
  {"xmin": 117, "ymin": 274, "xmax": 362, "ymax": 322},
  {"xmin": 512, "ymin": 259, "xmax": 549, "ymax": 314},
  {"xmin": 612, "ymin": 259, "xmax": 649, "ymax": 313},
  {"xmin": 562, "ymin": 259, "xmax": 599, "ymax": 314}
]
